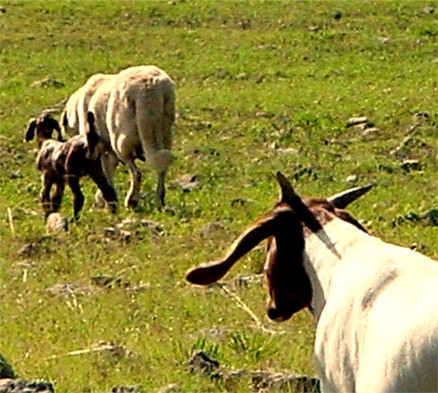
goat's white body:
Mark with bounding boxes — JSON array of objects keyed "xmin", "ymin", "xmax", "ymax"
[
  {"xmin": 304, "ymin": 218, "xmax": 438, "ymax": 393},
  {"xmin": 61, "ymin": 73, "xmax": 114, "ymax": 137},
  {"xmin": 106, "ymin": 65, "xmax": 176, "ymax": 207}
]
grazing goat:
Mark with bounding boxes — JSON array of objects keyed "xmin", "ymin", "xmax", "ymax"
[
  {"xmin": 25, "ymin": 112, "xmax": 117, "ymax": 220},
  {"xmin": 186, "ymin": 172, "xmax": 438, "ymax": 393},
  {"xmin": 105, "ymin": 65, "xmax": 176, "ymax": 209},
  {"xmin": 60, "ymin": 65, "xmax": 176, "ymax": 210}
]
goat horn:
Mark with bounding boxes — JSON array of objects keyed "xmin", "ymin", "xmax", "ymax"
[
  {"xmin": 328, "ymin": 184, "xmax": 374, "ymax": 209},
  {"xmin": 186, "ymin": 209, "xmax": 284, "ymax": 285}
]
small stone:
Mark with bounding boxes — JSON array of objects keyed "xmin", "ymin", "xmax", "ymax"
[
  {"xmin": 346, "ymin": 175, "xmax": 359, "ymax": 184},
  {"xmin": 400, "ymin": 159, "xmax": 422, "ymax": 172},
  {"xmin": 156, "ymin": 383, "xmax": 183, "ymax": 393},
  {"xmin": 200, "ymin": 221, "xmax": 226, "ymax": 238},
  {"xmin": 423, "ymin": 6, "xmax": 435, "ymax": 14},
  {"xmin": 346, "ymin": 117, "xmax": 369, "ymax": 127},
  {"xmin": 9, "ymin": 170, "xmax": 23, "ymax": 179},
  {"xmin": 31, "ymin": 77, "xmax": 64, "ymax": 88},
  {"xmin": 110, "ymin": 385, "xmax": 141, "ymax": 393},
  {"xmin": 377, "ymin": 36, "xmax": 391, "ymax": 44},
  {"xmin": 332, "ymin": 10, "xmax": 342, "ymax": 20},
  {"xmin": 361, "ymin": 127, "xmax": 380, "ymax": 137},
  {"xmin": 187, "ymin": 350, "xmax": 220, "ymax": 375},
  {"xmin": 0, "ymin": 379, "xmax": 54, "ymax": 393},
  {"xmin": 46, "ymin": 212, "xmax": 68, "ymax": 232}
]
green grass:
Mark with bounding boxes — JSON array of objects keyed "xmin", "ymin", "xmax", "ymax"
[{"xmin": 0, "ymin": 0, "xmax": 437, "ymax": 392}]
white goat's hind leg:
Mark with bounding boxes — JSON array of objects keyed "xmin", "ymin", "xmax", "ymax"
[
  {"xmin": 156, "ymin": 171, "xmax": 166, "ymax": 209},
  {"xmin": 95, "ymin": 151, "xmax": 119, "ymax": 208},
  {"xmin": 124, "ymin": 159, "xmax": 142, "ymax": 209}
]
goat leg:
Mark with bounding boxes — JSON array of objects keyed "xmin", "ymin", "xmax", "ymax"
[
  {"xmin": 67, "ymin": 176, "xmax": 84, "ymax": 220},
  {"xmin": 156, "ymin": 171, "xmax": 166, "ymax": 210},
  {"xmin": 89, "ymin": 168, "xmax": 117, "ymax": 214},
  {"xmin": 41, "ymin": 175, "xmax": 53, "ymax": 220},
  {"xmin": 51, "ymin": 182, "xmax": 65, "ymax": 214}
]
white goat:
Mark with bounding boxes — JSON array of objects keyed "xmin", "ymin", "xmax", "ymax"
[
  {"xmin": 60, "ymin": 65, "xmax": 176, "ymax": 209},
  {"xmin": 186, "ymin": 172, "xmax": 438, "ymax": 393},
  {"xmin": 60, "ymin": 73, "xmax": 115, "ymax": 137},
  {"xmin": 105, "ymin": 65, "xmax": 176, "ymax": 209}
]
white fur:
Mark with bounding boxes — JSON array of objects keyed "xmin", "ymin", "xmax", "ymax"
[
  {"xmin": 60, "ymin": 65, "xmax": 176, "ymax": 209},
  {"xmin": 304, "ymin": 218, "xmax": 438, "ymax": 393},
  {"xmin": 61, "ymin": 73, "xmax": 114, "ymax": 137},
  {"xmin": 105, "ymin": 65, "xmax": 176, "ymax": 208}
]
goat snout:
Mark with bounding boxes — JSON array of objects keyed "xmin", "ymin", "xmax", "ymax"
[{"xmin": 267, "ymin": 298, "xmax": 304, "ymax": 322}]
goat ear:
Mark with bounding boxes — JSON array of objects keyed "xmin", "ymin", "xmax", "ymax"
[
  {"xmin": 85, "ymin": 111, "xmax": 99, "ymax": 158},
  {"xmin": 86, "ymin": 111, "xmax": 95, "ymax": 125},
  {"xmin": 186, "ymin": 210, "xmax": 281, "ymax": 285},
  {"xmin": 25, "ymin": 119, "xmax": 37, "ymax": 142},
  {"xmin": 328, "ymin": 184, "xmax": 374, "ymax": 209},
  {"xmin": 49, "ymin": 117, "xmax": 63, "ymax": 142}
]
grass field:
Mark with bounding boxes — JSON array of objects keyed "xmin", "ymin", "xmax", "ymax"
[{"xmin": 0, "ymin": 1, "xmax": 437, "ymax": 392}]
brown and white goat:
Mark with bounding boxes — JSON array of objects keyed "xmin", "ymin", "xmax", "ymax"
[
  {"xmin": 25, "ymin": 112, "xmax": 117, "ymax": 220},
  {"xmin": 186, "ymin": 172, "xmax": 438, "ymax": 393}
]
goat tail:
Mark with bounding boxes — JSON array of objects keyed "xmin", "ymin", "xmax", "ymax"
[
  {"xmin": 135, "ymin": 90, "xmax": 176, "ymax": 174},
  {"xmin": 147, "ymin": 149, "xmax": 175, "ymax": 173}
]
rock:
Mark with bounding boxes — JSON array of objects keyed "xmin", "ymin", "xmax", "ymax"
[
  {"xmin": 361, "ymin": 127, "xmax": 380, "ymax": 137},
  {"xmin": 91, "ymin": 275, "xmax": 123, "ymax": 288},
  {"xmin": 170, "ymin": 174, "xmax": 200, "ymax": 192},
  {"xmin": 231, "ymin": 197, "xmax": 254, "ymax": 207},
  {"xmin": 234, "ymin": 274, "xmax": 263, "ymax": 287},
  {"xmin": 31, "ymin": 78, "xmax": 64, "ymax": 88},
  {"xmin": 346, "ymin": 117, "xmax": 369, "ymax": 127},
  {"xmin": 17, "ymin": 243, "xmax": 37, "ymax": 257},
  {"xmin": 269, "ymin": 142, "xmax": 299, "ymax": 155},
  {"xmin": 110, "ymin": 385, "xmax": 141, "ymax": 393},
  {"xmin": 200, "ymin": 221, "xmax": 226, "ymax": 238},
  {"xmin": 46, "ymin": 283, "xmax": 94, "ymax": 299},
  {"xmin": 377, "ymin": 36, "xmax": 391, "ymax": 44},
  {"xmin": 187, "ymin": 351, "xmax": 220, "ymax": 376},
  {"xmin": 9, "ymin": 171, "xmax": 23, "ymax": 179},
  {"xmin": 423, "ymin": 6, "xmax": 435, "ymax": 14},
  {"xmin": 155, "ymin": 384, "xmax": 182, "ymax": 393},
  {"xmin": 332, "ymin": 10, "xmax": 342, "ymax": 20},
  {"xmin": 103, "ymin": 227, "xmax": 132, "ymax": 242},
  {"xmin": 400, "ymin": 159, "xmax": 422, "ymax": 172},
  {"xmin": 346, "ymin": 175, "xmax": 359, "ymax": 185},
  {"xmin": 413, "ymin": 111, "xmax": 430, "ymax": 123},
  {"xmin": 251, "ymin": 371, "xmax": 320, "ymax": 392},
  {"xmin": 46, "ymin": 213, "xmax": 68, "ymax": 232},
  {"xmin": 192, "ymin": 147, "xmax": 219, "ymax": 157},
  {"xmin": 116, "ymin": 218, "xmax": 164, "ymax": 235},
  {"xmin": 0, "ymin": 379, "xmax": 54, "ymax": 393}
]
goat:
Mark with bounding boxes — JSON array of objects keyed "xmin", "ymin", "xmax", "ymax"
[
  {"xmin": 105, "ymin": 65, "xmax": 176, "ymax": 209},
  {"xmin": 59, "ymin": 65, "xmax": 176, "ymax": 210},
  {"xmin": 25, "ymin": 112, "xmax": 117, "ymax": 220},
  {"xmin": 186, "ymin": 172, "xmax": 438, "ymax": 393}
]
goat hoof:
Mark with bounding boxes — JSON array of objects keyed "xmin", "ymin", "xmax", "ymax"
[{"xmin": 126, "ymin": 199, "xmax": 139, "ymax": 209}]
